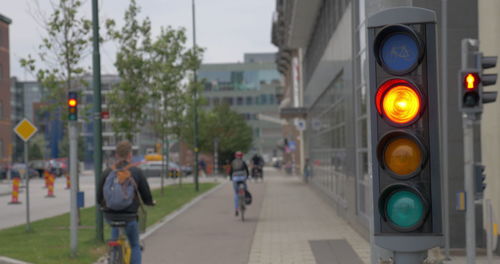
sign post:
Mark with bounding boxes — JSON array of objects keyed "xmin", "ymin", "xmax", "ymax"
[{"xmin": 14, "ymin": 118, "xmax": 38, "ymax": 232}]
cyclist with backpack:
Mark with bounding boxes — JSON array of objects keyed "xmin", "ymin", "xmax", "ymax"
[
  {"xmin": 229, "ymin": 151, "xmax": 250, "ymax": 217},
  {"xmin": 97, "ymin": 141, "xmax": 154, "ymax": 264}
]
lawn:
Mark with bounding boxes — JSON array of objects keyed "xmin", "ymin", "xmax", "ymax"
[{"xmin": 0, "ymin": 183, "xmax": 217, "ymax": 264}]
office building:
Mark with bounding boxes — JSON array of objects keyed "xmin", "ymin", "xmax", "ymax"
[
  {"xmin": 0, "ymin": 14, "xmax": 11, "ymax": 166},
  {"xmin": 199, "ymin": 53, "xmax": 283, "ymax": 161},
  {"xmin": 272, "ymin": 0, "xmax": 480, "ymax": 251}
]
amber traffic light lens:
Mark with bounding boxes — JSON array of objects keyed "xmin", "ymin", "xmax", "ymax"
[
  {"xmin": 382, "ymin": 85, "xmax": 420, "ymax": 124},
  {"xmin": 68, "ymin": 99, "xmax": 77, "ymax": 107},
  {"xmin": 384, "ymin": 137, "xmax": 422, "ymax": 177}
]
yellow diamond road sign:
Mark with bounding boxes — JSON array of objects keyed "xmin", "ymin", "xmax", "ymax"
[{"xmin": 14, "ymin": 119, "xmax": 38, "ymax": 142}]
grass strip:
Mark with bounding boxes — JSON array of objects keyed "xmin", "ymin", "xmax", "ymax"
[{"xmin": 0, "ymin": 182, "xmax": 217, "ymax": 264}]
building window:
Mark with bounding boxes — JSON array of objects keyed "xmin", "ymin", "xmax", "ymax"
[
  {"xmin": 254, "ymin": 128, "xmax": 260, "ymax": 137},
  {"xmin": 255, "ymin": 96, "xmax": 260, "ymax": 105},
  {"xmin": 269, "ymin": 94, "xmax": 275, "ymax": 105},
  {"xmin": 308, "ymin": 72, "xmax": 346, "ymax": 204},
  {"xmin": 223, "ymin": 97, "xmax": 234, "ymax": 106},
  {"xmin": 213, "ymin": 98, "xmax": 220, "ymax": 106},
  {"xmin": 246, "ymin": 96, "xmax": 253, "ymax": 105},
  {"xmin": 260, "ymin": 94, "xmax": 268, "ymax": 105},
  {"xmin": 204, "ymin": 82, "xmax": 213, "ymax": 91},
  {"xmin": 236, "ymin": 97, "xmax": 244, "ymax": 106}
]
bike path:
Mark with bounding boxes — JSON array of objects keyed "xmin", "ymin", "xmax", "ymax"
[{"xmin": 142, "ymin": 180, "xmax": 266, "ymax": 264}]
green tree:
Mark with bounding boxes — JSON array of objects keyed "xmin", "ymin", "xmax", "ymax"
[
  {"xmin": 183, "ymin": 104, "xmax": 253, "ymax": 158},
  {"xmin": 106, "ymin": 0, "xmax": 152, "ymax": 141},
  {"xmin": 20, "ymin": 0, "xmax": 92, "ymax": 119},
  {"xmin": 29, "ymin": 134, "xmax": 47, "ymax": 160},
  {"xmin": 149, "ymin": 27, "xmax": 204, "ymax": 143}
]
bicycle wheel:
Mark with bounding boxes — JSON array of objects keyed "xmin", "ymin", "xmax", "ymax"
[{"xmin": 108, "ymin": 245, "xmax": 124, "ymax": 264}]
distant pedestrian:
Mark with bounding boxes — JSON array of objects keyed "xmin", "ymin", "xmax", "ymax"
[
  {"xmin": 224, "ymin": 160, "xmax": 231, "ymax": 178},
  {"xmin": 304, "ymin": 158, "xmax": 312, "ymax": 183},
  {"xmin": 199, "ymin": 159, "xmax": 207, "ymax": 177}
]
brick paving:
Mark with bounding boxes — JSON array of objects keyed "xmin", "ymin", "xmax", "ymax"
[{"xmin": 247, "ymin": 169, "xmax": 370, "ymax": 264}]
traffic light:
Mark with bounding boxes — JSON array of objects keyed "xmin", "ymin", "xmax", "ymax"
[
  {"xmin": 474, "ymin": 163, "xmax": 486, "ymax": 199},
  {"xmin": 459, "ymin": 53, "xmax": 497, "ymax": 113},
  {"xmin": 460, "ymin": 71, "xmax": 480, "ymax": 111},
  {"xmin": 68, "ymin": 92, "xmax": 78, "ymax": 121},
  {"xmin": 368, "ymin": 7, "xmax": 442, "ymax": 251}
]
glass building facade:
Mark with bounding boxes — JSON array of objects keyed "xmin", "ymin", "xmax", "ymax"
[
  {"xmin": 274, "ymin": 0, "xmax": 478, "ymax": 248},
  {"xmin": 199, "ymin": 53, "xmax": 283, "ymax": 160}
]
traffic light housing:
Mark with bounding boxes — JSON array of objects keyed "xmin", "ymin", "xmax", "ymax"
[
  {"xmin": 68, "ymin": 92, "xmax": 78, "ymax": 121},
  {"xmin": 474, "ymin": 163, "xmax": 486, "ymax": 199},
  {"xmin": 459, "ymin": 53, "xmax": 498, "ymax": 113},
  {"xmin": 368, "ymin": 7, "xmax": 442, "ymax": 251},
  {"xmin": 479, "ymin": 54, "xmax": 498, "ymax": 105}
]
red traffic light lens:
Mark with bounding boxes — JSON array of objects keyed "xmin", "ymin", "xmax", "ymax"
[
  {"xmin": 376, "ymin": 79, "xmax": 422, "ymax": 125},
  {"xmin": 464, "ymin": 72, "xmax": 479, "ymax": 90},
  {"xmin": 68, "ymin": 99, "xmax": 77, "ymax": 107}
]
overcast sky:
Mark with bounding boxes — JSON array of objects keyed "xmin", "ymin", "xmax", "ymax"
[{"xmin": 3, "ymin": 0, "xmax": 277, "ymax": 81}]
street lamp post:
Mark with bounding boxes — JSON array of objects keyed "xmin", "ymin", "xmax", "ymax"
[
  {"xmin": 91, "ymin": 0, "xmax": 104, "ymax": 242},
  {"xmin": 192, "ymin": 0, "xmax": 199, "ymax": 192}
]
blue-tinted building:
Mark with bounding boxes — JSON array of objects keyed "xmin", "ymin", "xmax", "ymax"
[{"xmin": 199, "ymin": 53, "xmax": 283, "ymax": 160}]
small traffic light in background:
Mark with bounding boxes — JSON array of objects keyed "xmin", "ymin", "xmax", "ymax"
[
  {"xmin": 461, "ymin": 72, "xmax": 480, "ymax": 110},
  {"xmin": 68, "ymin": 92, "xmax": 78, "ymax": 121},
  {"xmin": 367, "ymin": 7, "xmax": 442, "ymax": 254},
  {"xmin": 459, "ymin": 53, "xmax": 497, "ymax": 113},
  {"xmin": 474, "ymin": 163, "xmax": 486, "ymax": 199}
]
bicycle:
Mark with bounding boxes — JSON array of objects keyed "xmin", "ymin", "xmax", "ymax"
[
  {"xmin": 237, "ymin": 182, "xmax": 246, "ymax": 222},
  {"xmin": 107, "ymin": 219, "xmax": 132, "ymax": 264},
  {"xmin": 251, "ymin": 166, "xmax": 263, "ymax": 182}
]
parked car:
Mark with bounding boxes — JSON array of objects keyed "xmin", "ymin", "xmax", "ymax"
[
  {"xmin": 30, "ymin": 160, "xmax": 48, "ymax": 177},
  {"xmin": 180, "ymin": 165, "xmax": 193, "ymax": 176},
  {"xmin": 138, "ymin": 161, "xmax": 182, "ymax": 178},
  {"xmin": 11, "ymin": 163, "xmax": 39, "ymax": 178},
  {"xmin": 47, "ymin": 159, "xmax": 67, "ymax": 177}
]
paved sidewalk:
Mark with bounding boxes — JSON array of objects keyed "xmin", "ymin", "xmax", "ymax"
[
  {"xmin": 248, "ymin": 169, "xmax": 370, "ymax": 264},
  {"xmin": 142, "ymin": 168, "xmax": 369, "ymax": 264},
  {"xmin": 142, "ymin": 179, "xmax": 266, "ymax": 264}
]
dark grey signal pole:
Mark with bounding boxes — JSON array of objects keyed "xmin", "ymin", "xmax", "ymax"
[
  {"xmin": 92, "ymin": 0, "xmax": 104, "ymax": 242},
  {"xmin": 192, "ymin": 0, "xmax": 199, "ymax": 192}
]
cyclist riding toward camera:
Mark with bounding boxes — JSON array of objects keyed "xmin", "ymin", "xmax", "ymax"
[
  {"xmin": 251, "ymin": 153, "xmax": 264, "ymax": 180},
  {"xmin": 98, "ymin": 141, "xmax": 155, "ymax": 264},
  {"xmin": 230, "ymin": 151, "xmax": 249, "ymax": 217}
]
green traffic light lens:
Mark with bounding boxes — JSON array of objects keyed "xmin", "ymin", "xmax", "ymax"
[
  {"xmin": 386, "ymin": 190, "xmax": 424, "ymax": 229},
  {"xmin": 463, "ymin": 92, "xmax": 480, "ymax": 107}
]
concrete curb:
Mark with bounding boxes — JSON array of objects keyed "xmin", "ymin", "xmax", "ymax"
[
  {"xmin": 0, "ymin": 256, "xmax": 32, "ymax": 264},
  {"xmin": 94, "ymin": 181, "xmax": 226, "ymax": 264}
]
